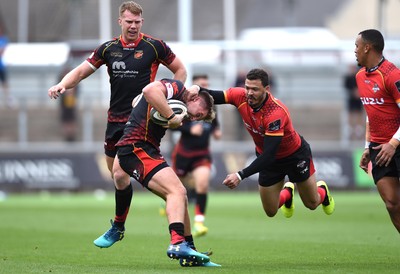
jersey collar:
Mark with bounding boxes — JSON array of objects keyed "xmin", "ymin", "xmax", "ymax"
[
  {"xmin": 252, "ymin": 93, "xmax": 269, "ymax": 113},
  {"xmin": 366, "ymin": 56, "xmax": 385, "ymax": 73},
  {"xmin": 119, "ymin": 33, "xmax": 143, "ymax": 48}
]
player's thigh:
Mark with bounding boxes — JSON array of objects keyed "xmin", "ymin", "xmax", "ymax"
[
  {"xmin": 376, "ymin": 176, "xmax": 400, "ymax": 205},
  {"xmin": 112, "ymin": 154, "xmax": 131, "ymax": 189},
  {"xmin": 148, "ymin": 166, "xmax": 187, "ymax": 198},
  {"xmin": 259, "ymin": 180, "xmax": 285, "ymax": 211}
]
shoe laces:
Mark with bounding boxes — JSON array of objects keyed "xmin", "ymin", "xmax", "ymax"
[{"xmin": 104, "ymin": 220, "xmax": 123, "ymax": 239}]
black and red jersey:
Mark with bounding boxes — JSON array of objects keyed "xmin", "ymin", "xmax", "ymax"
[
  {"xmin": 224, "ymin": 87, "xmax": 301, "ymax": 159},
  {"xmin": 356, "ymin": 59, "xmax": 400, "ymax": 143},
  {"xmin": 116, "ymin": 79, "xmax": 185, "ymax": 149},
  {"xmin": 86, "ymin": 33, "xmax": 176, "ymax": 122},
  {"xmin": 173, "ymin": 118, "xmax": 219, "ymax": 157}
]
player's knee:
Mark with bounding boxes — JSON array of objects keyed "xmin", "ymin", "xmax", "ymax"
[
  {"xmin": 304, "ymin": 200, "xmax": 319, "ymax": 210},
  {"xmin": 263, "ymin": 208, "xmax": 278, "ymax": 217},
  {"xmin": 385, "ymin": 199, "xmax": 400, "ymax": 215},
  {"xmin": 113, "ymin": 168, "xmax": 130, "ymax": 189}
]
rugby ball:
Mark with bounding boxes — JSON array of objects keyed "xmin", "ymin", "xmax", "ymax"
[{"xmin": 150, "ymin": 99, "xmax": 187, "ymax": 126}]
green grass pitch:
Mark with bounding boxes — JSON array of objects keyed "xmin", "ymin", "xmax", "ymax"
[{"xmin": 0, "ymin": 190, "xmax": 399, "ymax": 273}]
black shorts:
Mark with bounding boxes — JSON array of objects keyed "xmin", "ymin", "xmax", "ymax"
[
  {"xmin": 347, "ymin": 98, "xmax": 363, "ymax": 112},
  {"xmin": 0, "ymin": 69, "xmax": 7, "ymax": 83},
  {"xmin": 60, "ymin": 108, "xmax": 76, "ymax": 122},
  {"xmin": 172, "ymin": 152, "xmax": 211, "ymax": 177},
  {"xmin": 104, "ymin": 122, "xmax": 126, "ymax": 158},
  {"xmin": 258, "ymin": 137, "xmax": 316, "ymax": 187},
  {"xmin": 117, "ymin": 143, "xmax": 168, "ymax": 188},
  {"xmin": 369, "ymin": 142, "xmax": 400, "ymax": 183}
]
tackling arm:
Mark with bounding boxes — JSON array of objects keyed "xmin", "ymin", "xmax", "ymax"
[
  {"xmin": 237, "ymin": 135, "xmax": 282, "ymax": 180},
  {"xmin": 197, "ymin": 87, "xmax": 226, "ymax": 104}
]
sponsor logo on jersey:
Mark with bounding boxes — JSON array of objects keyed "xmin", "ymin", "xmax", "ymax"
[
  {"xmin": 111, "ymin": 61, "xmax": 139, "ymax": 78},
  {"xmin": 360, "ymin": 97, "xmax": 384, "ymax": 105},
  {"xmin": 111, "ymin": 51, "xmax": 123, "ymax": 57},
  {"xmin": 112, "ymin": 61, "xmax": 126, "ymax": 70}
]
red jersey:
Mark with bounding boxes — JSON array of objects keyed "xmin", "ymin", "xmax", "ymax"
[
  {"xmin": 356, "ymin": 59, "xmax": 400, "ymax": 143},
  {"xmin": 86, "ymin": 33, "xmax": 176, "ymax": 123},
  {"xmin": 224, "ymin": 87, "xmax": 301, "ymax": 159},
  {"xmin": 116, "ymin": 79, "xmax": 186, "ymax": 150}
]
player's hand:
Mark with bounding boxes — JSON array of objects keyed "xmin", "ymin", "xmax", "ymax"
[
  {"xmin": 167, "ymin": 113, "xmax": 185, "ymax": 129},
  {"xmin": 186, "ymin": 85, "xmax": 200, "ymax": 101},
  {"xmin": 373, "ymin": 143, "xmax": 395, "ymax": 167},
  {"xmin": 359, "ymin": 148, "xmax": 370, "ymax": 173},
  {"xmin": 48, "ymin": 85, "xmax": 65, "ymax": 99},
  {"xmin": 223, "ymin": 173, "xmax": 241, "ymax": 189},
  {"xmin": 213, "ymin": 128, "xmax": 222, "ymax": 140},
  {"xmin": 190, "ymin": 123, "xmax": 203, "ymax": 136}
]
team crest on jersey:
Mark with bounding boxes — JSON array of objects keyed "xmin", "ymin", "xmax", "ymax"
[
  {"xmin": 395, "ymin": 81, "xmax": 400, "ymax": 92},
  {"xmin": 134, "ymin": 50, "xmax": 144, "ymax": 59},
  {"xmin": 372, "ymin": 83, "xmax": 380, "ymax": 93},
  {"xmin": 268, "ymin": 119, "xmax": 281, "ymax": 131}
]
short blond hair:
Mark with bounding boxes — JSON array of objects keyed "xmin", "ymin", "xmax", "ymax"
[{"xmin": 119, "ymin": 1, "xmax": 143, "ymax": 16}]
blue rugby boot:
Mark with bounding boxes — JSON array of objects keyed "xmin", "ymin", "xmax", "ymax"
[
  {"xmin": 180, "ymin": 258, "xmax": 221, "ymax": 267},
  {"xmin": 93, "ymin": 220, "xmax": 125, "ymax": 248},
  {"xmin": 167, "ymin": 241, "xmax": 210, "ymax": 263}
]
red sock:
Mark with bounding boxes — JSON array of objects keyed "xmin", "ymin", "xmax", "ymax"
[
  {"xmin": 317, "ymin": 187, "xmax": 326, "ymax": 205},
  {"xmin": 170, "ymin": 230, "xmax": 185, "ymax": 245},
  {"xmin": 279, "ymin": 188, "xmax": 291, "ymax": 207},
  {"xmin": 169, "ymin": 222, "xmax": 185, "ymax": 244}
]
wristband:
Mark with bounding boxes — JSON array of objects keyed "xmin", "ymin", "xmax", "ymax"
[
  {"xmin": 167, "ymin": 113, "xmax": 176, "ymax": 121},
  {"xmin": 364, "ymin": 141, "xmax": 370, "ymax": 149},
  {"xmin": 235, "ymin": 172, "xmax": 242, "ymax": 181}
]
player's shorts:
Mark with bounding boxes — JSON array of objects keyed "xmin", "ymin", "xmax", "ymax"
[
  {"xmin": 117, "ymin": 142, "xmax": 168, "ymax": 188},
  {"xmin": 0, "ymin": 68, "xmax": 7, "ymax": 83},
  {"xmin": 348, "ymin": 98, "xmax": 363, "ymax": 112},
  {"xmin": 104, "ymin": 122, "xmax": 126, "ymax": 158},
  {"xmin": 369, "ymin": 142, "xmax": 400, "ymax": 183},
  {"xmin": 60, "ymin": 108, "xmax": 76, "ymax": 122},
  {"xmin": 258, "ymin": 136, "xmax": 316, "ymax": 187},
  {"xmin": 172, "ymin": 150, "xmax": 211, "ymax": 177}
]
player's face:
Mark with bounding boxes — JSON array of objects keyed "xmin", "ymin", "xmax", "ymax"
[
  {"xmin": 186, "ymin": 99, "xmax": 207, "ymax": 121},
  {"xmin": 119, "ymin": 10, "xmax": 143, "ymax": 43},
  {"xmin": 245, "ymin": 79, "xmax": 268, "ymax": 108},
  {"xmin": 354, "ymin": 35, "xmax": 366, "ymax": 67}
]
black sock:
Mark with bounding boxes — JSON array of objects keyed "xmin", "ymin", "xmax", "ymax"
[
  {"xmin": 196, "ymin": 193, "xmax": 207, "ymax": 215},
  {"xmin": 114, "ymin": 183, "xmax": 133, "ymax": 228},
  {"xmin": 185, "ymin": 235, "xmax": 194, "ymax": 248}
]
